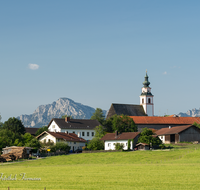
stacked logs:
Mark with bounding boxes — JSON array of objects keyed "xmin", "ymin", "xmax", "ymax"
[
  {"xmin": 0, "ymin": 153, "xmax": 16, "ymax": 162},
  {"xmin": 0, "ymin": 147, "xmax": 28, "ymax": 162}
]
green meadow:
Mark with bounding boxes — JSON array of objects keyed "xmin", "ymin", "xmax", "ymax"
[{"xmin": 1, "ymin": 144, "xmax": 200, "ymax": 190}]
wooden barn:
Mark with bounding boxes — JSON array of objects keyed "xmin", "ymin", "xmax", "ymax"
[
  {"xmin": 135, "ymin": 143, "xmax": 149, "ymax": 150},
  {"xmin": 155, "ymin": 125, "xmax": 200, "ymax": 144}
]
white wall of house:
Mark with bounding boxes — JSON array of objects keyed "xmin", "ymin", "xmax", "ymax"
[
  {"xmin": 158, "ymin": 135, "xmax": 165, "ymax": 143},
  {"xmin": 61, "ymin": 129, "xmax": 95, "ymax": 141},
  {"xmin": 104, "ymin": 140, "xmax": 133, "ymax": 150},
  {"xmin": 48, "ymin": 121, "xmax": 95, "ymax": 141},
  {"xmin": 38, "ymin": 133, "xmax": 56, "ymax": 144},
  {"xmin": 48, "ymin": 121, "xmax": 61, "ymax": 132},
  {"xmin": 38, "ymin": 133, "xmax": 86, "ymax": 151}
]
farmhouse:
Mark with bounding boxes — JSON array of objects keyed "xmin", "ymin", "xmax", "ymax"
[
  {"xmin": 47, "ymin": 117, "xmax": 101, "ymax": 141},
  {"xmin": 129, "ymin": 116, "xmax": 200, "ymax": 131},
  {"xmin": 100, "ymin": 131, "xmax": 140, "ymax": 150},
  {"xmin": 155, "ymin": 125, "xmax": 200, "ymax": 144},
  {"xmin": 36, "ymin": 131, "xmax": 86, "ymax": 152}
]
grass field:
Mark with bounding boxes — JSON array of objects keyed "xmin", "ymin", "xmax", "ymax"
[{"xmin": 1, "ymin": 144, "xmax": 200, "ymax": 190}]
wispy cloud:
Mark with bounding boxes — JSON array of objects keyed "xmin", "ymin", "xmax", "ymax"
[
  {"xmin": 163, "ymin": 71, "xmax": 167, "ymax": 75},
  {"xmin": 28, "ymin": 63, "xmax": 39, "ymax": 70}
]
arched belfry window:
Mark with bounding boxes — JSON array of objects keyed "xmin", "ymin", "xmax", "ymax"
[
  {"xmin": 142, "ymin": 99, "xmax": 144, "ymax": 104},
  {"xmin": 148, "ymin": 98, "xmax": 151, "ymax": 104}
]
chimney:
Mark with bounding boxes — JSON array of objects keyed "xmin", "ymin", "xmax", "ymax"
[
  {"xmin": 115, "ymin": 130, "xmax": 118, "ymax": 138},
  {"xmin": 65, "ymin": 117, "xmax": 70, "ymax": 123}
]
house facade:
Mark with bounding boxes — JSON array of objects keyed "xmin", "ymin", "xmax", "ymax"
[
  {"xmin": 48, "ymin": 117, "xmax": 101, "ymax": 141},
  {"xmin": 37, "ymin": 131, "xmax": 86, "ymax": 152},
  {"xmin": 100, "ymin": 131, "xmax": 140, "ymax": 150},
  {"xmin": 155, "ymin": 125, "xmax": 200, "ymax": 144}
]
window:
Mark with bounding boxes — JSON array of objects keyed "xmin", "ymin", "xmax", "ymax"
[
  {"xmin": 87, "ymin": 132, "xmax": 89, "ymax": 136},
  {"xmin": 73, "ymin": 131, "xmax": 75, "ymax": 134},
  {"xmin": 148, "ymin": 98, "xmax": 151, "ymax": 103},
  {"xmin": 92, "ymin": 132, "xmax": 94, "ymax": 136},
  {"xmin": 108, "ymin": 143, "xmax": 111, "ymax": 147},
  {"xmin": 82, "ymin": 132, "xmax": 85, "ymax": 136},
  {"xmin": 44, "ymin": 139, "xmax": 46, "ymax": 143},
  {"xmin": 52, "ymin": 125, "xmax": 55, "ymax": 129},
  {"xmin": 74, "ymin": 142, "xmax": 76, "ymax": 144},
  {"xmin": 142, "ymin": 99, "xmax": 144, "ymax": 104},
  {"xmin": 126, "ymin": 143, "xmax": 128, "ymax": 146},
  {"xmin": 48, "ymin": 139, "xmax": 51, "ymax": 143}
]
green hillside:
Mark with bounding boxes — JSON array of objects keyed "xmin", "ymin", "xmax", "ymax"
[{"xmin": 1, "ymin": 144, "xmax": 200, "ymax": 190}]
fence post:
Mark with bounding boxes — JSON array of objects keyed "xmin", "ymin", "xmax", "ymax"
[
  {"xmin": 44, "ymin": 187, "xmax": 46, "ymax": 190},
  {"xmin": 8, "ymin": 187, "xmax": 9, "ymax": 190}
]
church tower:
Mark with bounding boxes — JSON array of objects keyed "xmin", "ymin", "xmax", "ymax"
[{"xmin": 140, "ymin": 71, "xmax": 154, "ymax": 116}]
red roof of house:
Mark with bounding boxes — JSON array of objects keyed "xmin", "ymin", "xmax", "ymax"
[
  {"xmin": 129, "ymin": 116, "xmax": 200, "ymax": 125},
  {"xmin": 155, "ymin": 125, "xmax": 195, "ymax": 136},
  {"xmin": 37, "ymin": 131, "xmax": 86, "ymax": 142},
  {"xmin": 100, "ymin": 132, "xmax": 140, "ymax": 141}
]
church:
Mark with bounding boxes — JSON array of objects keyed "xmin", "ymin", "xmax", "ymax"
[
  {"xmin": 106, "ymin": 71, "xmax": 154, "ymax": 119},
  {"xmin": 106, "ymin": 72, "xmax": 200, "ymax": 131}
]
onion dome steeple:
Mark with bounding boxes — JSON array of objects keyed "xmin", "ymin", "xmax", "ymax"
[{"xmin": 143, "ymin": 70, "xmax": 150, "ymax": 88}]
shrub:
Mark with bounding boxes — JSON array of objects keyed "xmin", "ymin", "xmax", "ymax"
[
  {"xmin": 87, "ymin": 138, "xmax": 104, "ymax": 150},
  {"xmin": 115, "ymin": 143, "xmax": 124, "ymax": 150},
  {"xmin": 50, "ymin": 142, "xmax": 70, "ymax": 153},
  {"xmin": 128, "ymin": 139, "xmax": 131, "ymax": 150}
]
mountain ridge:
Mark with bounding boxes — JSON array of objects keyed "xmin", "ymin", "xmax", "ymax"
[
  {"xmin": 177, "ymin": 108, "xmax": 200, "ymax": 117},
  {"xmin": 18, "ymin": 98, "xmax": 107, "ymax": 128}
]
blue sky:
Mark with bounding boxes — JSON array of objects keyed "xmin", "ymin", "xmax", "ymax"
[{"xmin": 1, "ymin": 1, "xmax": 200, "ymax": 122}]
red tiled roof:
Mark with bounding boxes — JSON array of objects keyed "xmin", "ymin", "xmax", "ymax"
[
  {"xmin": 100, "ymin": 132, "xmax": 140, "ymax": 141},
  {"xmin": 129, "ymin": 116, "xmax": 200, "ymax": 125},
  {"xmin": 155, "ymin": 125, "xmax": 193, "ymax": 136},
  {"xmin": 37, "ymin": 131, "xmax": 86, "ymax": 142}
]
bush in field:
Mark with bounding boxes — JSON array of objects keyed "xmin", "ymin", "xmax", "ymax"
[
  {"xmin": 115, "ymin": 143, "xmax": 124, "ymax": 150},
  {"xmin": 50, "ymin": 142, "xmax": 70, "ymax": 152},
  {"xmin": 87, "ymin": 138, "xmax": 104, "ymax": 150}
]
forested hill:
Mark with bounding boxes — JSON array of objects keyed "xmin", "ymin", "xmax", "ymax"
[{"xmin": 18, "ymin": 98, "xmax": 107, "ymax": 128}]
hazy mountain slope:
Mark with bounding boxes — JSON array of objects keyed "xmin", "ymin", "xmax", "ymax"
[
  {"xmin": 18, "ymin": 98, "xmax": 106, "ymax": 128},
  {"xmin": 178, "ymin": 108, "xmax": 200, "ymax": 117}
]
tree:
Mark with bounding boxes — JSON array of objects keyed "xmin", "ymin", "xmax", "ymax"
[
  {"xmin": 0, "ymin": 129, "xmax": 15, "ymax": 150},
  {"xmin": 112, "ymin": 114, "xmax": 137, "ymax": 133},
  {"xmin": 61, "ymin": 115, "xmax": 73, "ymax": 119},
  {"xmin": 35, "ymin": 126, "xmax": 48, "ymax": 136},
  {"xmin": 90, "ymin": 108, "xmax": 105, "ymax": 125},
  {"xmin": 87, "ymin": 138, "xmax": 104, "ymax": 150},
  {"xmin": 0, "ymin": 114, "xmax": 3, "ymax": 128},
  {"xmin": 2, "ymin": 117, "xmax": 25, "ymax": 135},
  {"xmin": 94, "ymin": 125, "xmax": 105, "ymax": 139},
  {"xmin": 25, "ymin": 138, "xmax": 41, "ymax": 150},
  {"xmin": 193, "ymin": 122, "xmax": 200, "ymax": 129},
  {"xmin": 23, "ymin": 133, "xmax": 34, "ymax": 145},
  {"xmin": 138, "ymin": 128, "xmax": 162, "ymax": 147}
]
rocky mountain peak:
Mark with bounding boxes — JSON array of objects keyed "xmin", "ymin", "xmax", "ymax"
[{"xmin": 18, "ymin": 98, "xmax": 106, "ymax": 128}]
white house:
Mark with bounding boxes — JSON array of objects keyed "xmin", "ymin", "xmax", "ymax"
[
  {"xmin": 100, "ymin": 131, "xmax": 140, "ymax": 150},
  {"xmin": 36, "ymin": 131, "xmax": 86, "ymax": 152},
  {"xmin": 48, "ymin": 117, "xmax": 101, "ymax": 141}
]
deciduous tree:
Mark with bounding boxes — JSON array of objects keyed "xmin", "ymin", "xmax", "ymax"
[{"xmin": 90, "ymin": 108, "xmax": 105, "ymax": 125}]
